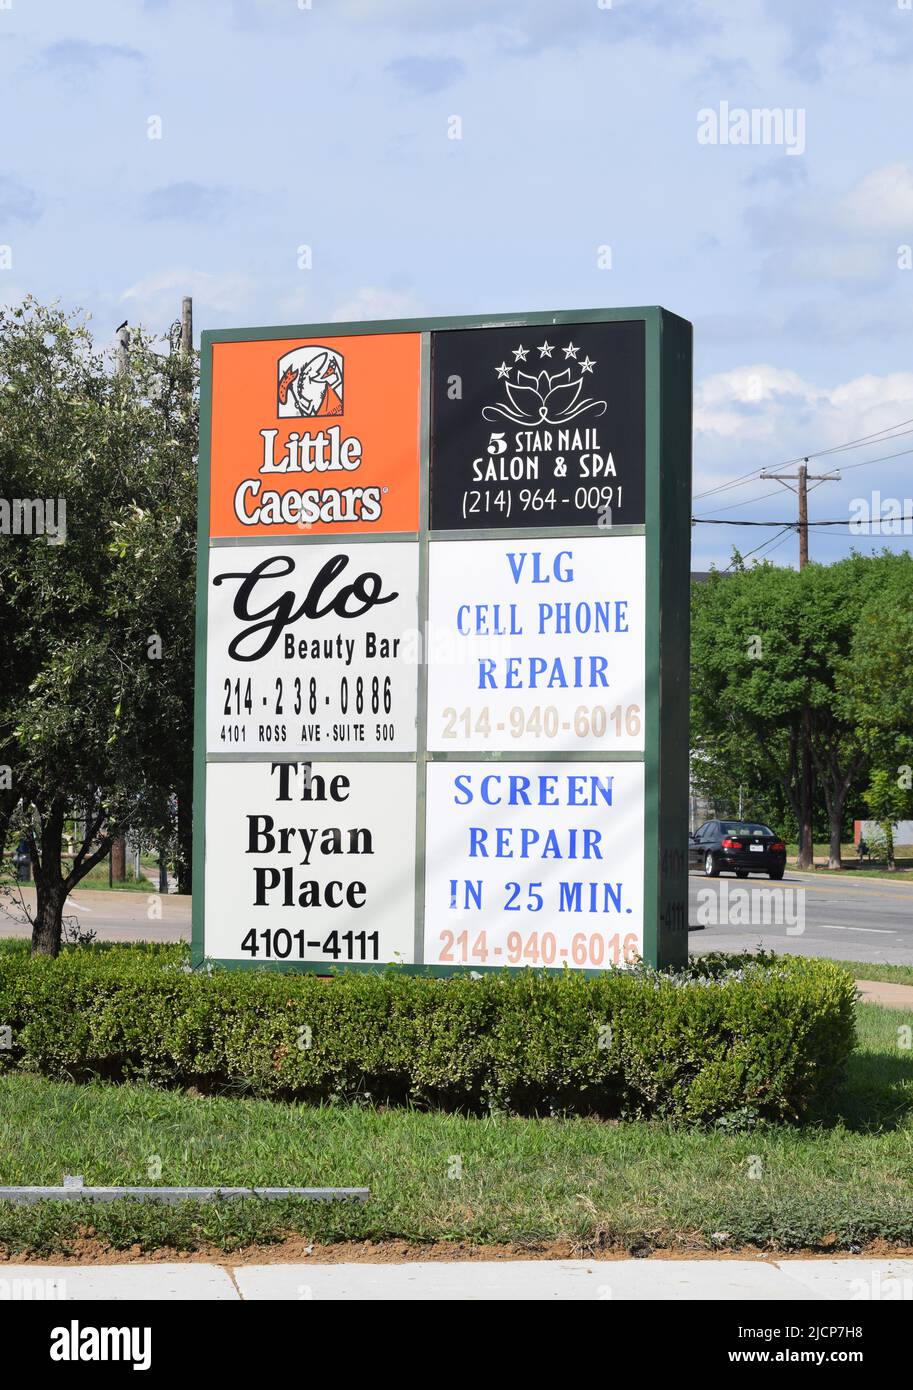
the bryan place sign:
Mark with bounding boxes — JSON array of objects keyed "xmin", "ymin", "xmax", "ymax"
[{"xmin": 192, "ymin": 307, "xmax": 692, "ymax": 972}]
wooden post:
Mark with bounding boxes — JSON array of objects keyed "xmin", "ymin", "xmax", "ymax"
[
  {"xmin": 797, "ymin": 460, "xmax": 809, "ymax": 570},
  {"xmin": 115, "ymin": 321, "xmax": 130, "ymax": 375},
  {"xmin": 181, "ymin": 297, "xmax": 192, "ymax": 356},
  {"xmin": 110, "ymin": 835, "xmax": 126, "ymax": 882}
]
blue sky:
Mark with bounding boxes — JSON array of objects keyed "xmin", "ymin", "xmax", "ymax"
[{"xmin": 1, "ymin": 0, "xmax": 912, "ymax": 567}]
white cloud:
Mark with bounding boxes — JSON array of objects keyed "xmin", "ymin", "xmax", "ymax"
[
  {"xmin": 750, "ymin": 162, "xmax": 913, "ymax": 291},
  {"xmin": 829, "ymin": 371, "xmax": 913, "ymax": 421},
  {"xmin": 330, "ymin": 286, "xmax": 422, "ymax": 323},
  {"xmin": 120, "ymin": 269, "xmax": 254, "ymax": 331},
  {"xmin": 838, "ymin": 163, "xmax": 913, "ymax": 237},
  {"xmin": 694, "ymin": 365, "xmax": 913, "ymax": 500},
  {"xmin": 694, "ymin": 365, "xmax": 820, "ymax": 439}
]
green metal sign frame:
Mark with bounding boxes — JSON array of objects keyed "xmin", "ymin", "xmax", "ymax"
[{"xmin": 191, "ymin": 305, "xmax": 692, "ymax": 973}]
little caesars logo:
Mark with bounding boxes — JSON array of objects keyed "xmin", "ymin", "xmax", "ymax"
[{"xmin": 234, "ymin": 346, "xmax": 383, "ymax": 527}]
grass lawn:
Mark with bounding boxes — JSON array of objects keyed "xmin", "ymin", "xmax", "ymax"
[
  {"xmin": 62, "ymin": 863, "xmax": 153, "ymax": 893},
  {"xmin": 1, "ymin": 1001, "xmax": 911, "ymax": 1257},
  {"xmin": 839, "ymin": 961, "xmax": 913, "ymax": 988},
  {"xmin": 786, "ymin": 843, "xmax": 913, "ymax": 882}
]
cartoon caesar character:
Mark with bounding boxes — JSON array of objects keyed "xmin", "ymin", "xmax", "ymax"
[{"xmin": 278, "ymin": 349, "xmax": 343, "ymax": 417}]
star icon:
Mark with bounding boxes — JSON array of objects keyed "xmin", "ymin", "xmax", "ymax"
[
  {"xmin": 495, "ymin": 361, "xmax": 511, "ymax": 379},
  {"xmin": 512, "ymin": 344, "xmax": 529, "ymax": 361},
  {"xmin": 563, "ymin": 342, "xmax": 579, "ymax": 359},
  {"xmin": 538, "ymin": 340, "xmax": 554, "ymax": 358},
  {"xmin": 579, "ymin": 355, "xmax": 596, "ymax": 374}
]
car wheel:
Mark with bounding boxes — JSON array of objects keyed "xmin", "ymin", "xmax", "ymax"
[
  {"xmin": 704, "ymin": 851, "xmax": 719, "ymax": 878},
  {"xmin": 769, "ymin": 868, "xmax": 785, "ymax": 880},
  {"xmin": 736, "ymin": 870, "xmax": 749, "ymax": 878}
]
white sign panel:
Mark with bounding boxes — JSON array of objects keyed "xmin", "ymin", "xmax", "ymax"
[
  {"xmin": 204, "ymin": 760, "xmax": 416, "ymax": 965},
  {"xmin": 426, "ymin": 535, "xmax": 645, "ymax": 752},
  {"xmin": 423, "ymin": 761, "xmax": 644, "ymax": 969},
  {"xmin": 206, "ymin": 541, "xmax": 419, "ymax": 754}
]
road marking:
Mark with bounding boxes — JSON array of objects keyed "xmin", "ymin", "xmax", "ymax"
[
  {"xmin": 691, "ymin": 876, "xmax": 912, "ymax": 901},
  {"xmin": 815, "ymin": 924, "xmax": 896, "ymax": 934},
  {"xmin": 65, "ymin": 899, "xmax": 92, "ymax": 912},
  {"xmin": 784, "ymin": 876, "xmax": 913, "ymax": 896}
]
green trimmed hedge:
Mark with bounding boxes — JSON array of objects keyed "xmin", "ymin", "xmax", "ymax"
[{"xmin": 0, "ymin": 946, "xmax": 856, "ymax": 1123}]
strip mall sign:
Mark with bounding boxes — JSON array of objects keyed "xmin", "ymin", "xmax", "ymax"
[{"xmin": 194, "ymin": 308, "xmax": 692, "ymax": 974}]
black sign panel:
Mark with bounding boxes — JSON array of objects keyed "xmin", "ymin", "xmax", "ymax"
[{"xmin": 430, "ymin": 320, "xmax": 645, "ymax": 530}]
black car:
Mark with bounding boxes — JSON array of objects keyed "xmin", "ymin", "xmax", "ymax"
[{"xmin": 688, "ymin": 820, "xmax": 787, "ymax": 879}]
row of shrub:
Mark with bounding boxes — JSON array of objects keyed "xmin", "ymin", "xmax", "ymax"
[{"xmin": 0, "ymin": 945, "xmax": 856, "ymax": 1122}]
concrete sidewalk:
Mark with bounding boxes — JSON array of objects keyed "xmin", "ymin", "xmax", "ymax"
[
  {"xmin": 855, "ymin": 979, "xmax": 913, "ymax": 1009},
  {"xmin": 3, "ymin": 1260, "xmax": 912, "ymax": 1301}
]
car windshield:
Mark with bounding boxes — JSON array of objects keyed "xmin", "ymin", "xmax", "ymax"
[{"xmin": 718, "ymin": 822, "xmax": 775, "ymax": 836}]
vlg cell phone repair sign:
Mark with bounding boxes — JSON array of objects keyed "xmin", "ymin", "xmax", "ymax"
[{"xmin": 193, "ymin": 308, "xmax": 692, "ymax": 973}]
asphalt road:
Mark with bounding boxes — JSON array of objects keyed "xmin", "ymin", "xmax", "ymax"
[
  {"xmin": 0, "ymin": 888, "xmax": 191, "ymax": 944},
  {"xmin": 3, "ymin": 872, "xmax": 912, "ymax": 965},
  {"xmin": 688, "ymin": 869, "xmax": 913, "ymax": 965}
]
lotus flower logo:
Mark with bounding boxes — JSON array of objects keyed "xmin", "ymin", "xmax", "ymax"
[{"xmin": 482, "ymin": 341, "xmax": 607, "ymax": 427}]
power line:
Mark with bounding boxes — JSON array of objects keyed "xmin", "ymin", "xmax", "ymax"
[
  {"xmin": 692, "ymin": 515, "xmax": 913, "ymax": 527},
  {"xmin": 757, "ymin": 529, "xmax": 795, "ymax": 560},
  {"xmin": 808, "ymin": 515, "xmax": 913, "ymax": 527},
  {"xmin": 725, "ymin": 524, "xmax": 794, "ymax": 568},
  {"xmin": 692, "ymin": 417, "xmax": 913, "ymax": 501},
  {"xmin": 693, "ymin": 441, "xmax": 913, "ymax": 522},
  {"xmin": 696, "ymin": 486, "xmax": 785, "ymax": 517},
  {"xmin": 780, "ymin": 419, "xmax": 913, "ymax": 465},
  {"xmin": 693, "ymin": 468, "xmax": 767, "ymax": 502},
  {"xmin": 831, "ymin": 442, "xmax": 913, "ymax": 472}
]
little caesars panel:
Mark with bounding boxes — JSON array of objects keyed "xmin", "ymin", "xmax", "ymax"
[{"xmin": 194, "ymin": 309, "xmax": 691, "ymax": 971}]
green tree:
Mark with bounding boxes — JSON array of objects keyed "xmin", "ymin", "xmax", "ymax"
[
  {"xmin": 841, "ymin": 554, "xmax": 913, "ymax": 868},
  {"xmin": 863, "ymin": 767, "xmax": 913, "ymax": 869},
  {"xmin": 801, "ymin": 555, "xmax": 885, "ymax": 868},
  {"xmin": 692, "ymin": 564, "xmax": 817, "ymax": 864},
  {"xmin": 690, "ymin": 555, "xmax": 900, "ymax": 870},
  {"xmin": 0, "ymin": 298, "xmax": 197, "ymax": 954}
]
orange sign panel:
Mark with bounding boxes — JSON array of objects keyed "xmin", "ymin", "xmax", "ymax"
[{"xmin": 208, "ymin": 333, "xmax": 421, "ymax": 538}]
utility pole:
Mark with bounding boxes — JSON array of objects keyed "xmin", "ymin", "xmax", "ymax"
[
  {"xmin": 760, "ymin": 459, "xmax": 841, "ymax": 570},
  {"xmin": 798, "ymin": 461, "xmax": 808, "ymax": 569},
  {"xmin": 180, "ymin": 296, "xmax": 192, "ymax": 356},
  {"xmin": 759, "ymin": 460, "xmax": 841, "ymax": 869},
  {"xmin": 115, "ymin": 320, "xmax": 130, "ymax": 376}
]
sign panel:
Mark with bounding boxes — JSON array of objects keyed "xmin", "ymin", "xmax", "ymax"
[
  {"xmin": 204, "ymin": 760, "xmax": 417, "ymax": 966},
  {"xmin": 430, "ymin": 320, "xmax": 645, "ymax": 530},
  {"xmin": 423, "ymin": 761, "xmax": 644, "ymax": 969},
  {"xmin": 206, "ymin": 541, "xmax": 420, "ymax": 754},
  {"xmin": 426, "ymin": 535, "xmax": 645, "ymax": 752},
  {"xmin": 209, "ymin": 333, "xmax": 421, "ymax": 539},
  {"xmin": 195, "ymin": 307, "xmax": 692, "ymax": 973}
]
